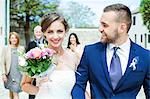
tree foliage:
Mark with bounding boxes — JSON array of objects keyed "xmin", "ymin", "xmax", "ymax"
[
  {"xmin": 10, "ymin": 0, "xmax": 59, "ymax": 46},
  {"xmin": 58, "ymin": 1, "xmax": 96, "ymax": 28},
  {"xmin": 140, "ymin": 0, "xmax": 150, "ymax": 32}
]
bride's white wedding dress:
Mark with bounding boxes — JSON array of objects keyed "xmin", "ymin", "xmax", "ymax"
[
  {"xmin": 36, "ymin": 70, "xmax": 75, "ymax": 99},
  {"xmin": 35, "ymin": 50, "xmax": 77, "ymax": 99}
]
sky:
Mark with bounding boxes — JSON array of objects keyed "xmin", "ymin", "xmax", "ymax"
[
  {"xmin": 60, "ymin": 0, "xmax": 141, "ymax": 25},
  {"xmin": 61, "ymin": 0, "xmax": 141, "ymax": 13}
]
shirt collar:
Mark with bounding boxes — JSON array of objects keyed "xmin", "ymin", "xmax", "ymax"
[
  {"xmin": 107, "ymin": 37, "xmax": 131, "ymax": 51},
  {"xmin": 119, "ymin": 37, "xmax": 131, "ymax": 52},
  {"xmin": 35, "ymin": 36, "xmax": 44, "ymax": 44}
]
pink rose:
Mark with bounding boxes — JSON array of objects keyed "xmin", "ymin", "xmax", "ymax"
[
  {"xmin": 41, "ymin": 48, "xmax": 55, "ymax": 57},
  {"xmin": 32, "ymin": 47, "xmax": 42, "ymax": 59},
  {"xmin": 26, "ymin": 47, "xmax": 42, "ymax": 59},
  {"xmin": 26, "ymin": 50, "xmax": 34, "ymax": 59}
]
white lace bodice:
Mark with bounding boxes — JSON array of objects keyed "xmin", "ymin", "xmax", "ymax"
[
  {"xmin": 35, "ymin": 50, "xmax": 78, "ymax": 99},
  {"xmin": 35, "ymin": 70, "xmax": 75, "ymax": 99}
]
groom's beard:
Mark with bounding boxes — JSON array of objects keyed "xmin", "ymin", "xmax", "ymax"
[{"xmin": 100, "ymin": 32, "xmax": 119, "ymax": 44}]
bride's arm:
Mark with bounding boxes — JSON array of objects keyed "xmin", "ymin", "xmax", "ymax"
[{"xmin": 21, "ymin": 75, "xmax": 39, "ymax": 95}]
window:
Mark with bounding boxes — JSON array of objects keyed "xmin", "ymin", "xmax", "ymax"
[
  {"xmin": 133, "ymin": 16, "xmax": 136, "ymax": 25},
  {"xmin": 148, "ymin": 34, "xmax": 150, "ymax": 43},
  {"xmin": 135, "ymin": 34, "xmax": 137, "ymax": 43},
  {"xmin": 141, "ymin": 34, "xmax": 143, "ymax": 42},
  {"xmin": 144, "ymin": 34, "xmax": 147, "ymax": 48}
]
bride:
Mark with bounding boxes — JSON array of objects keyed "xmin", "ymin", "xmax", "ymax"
[{"xmin": 21, "ymin": 12, "xmax": 90, "ymax": 99}]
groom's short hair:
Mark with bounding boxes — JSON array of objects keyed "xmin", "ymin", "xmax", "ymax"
[{"xmin": 103, "ymin": 3, "xmax": 132, "ymax": 32}]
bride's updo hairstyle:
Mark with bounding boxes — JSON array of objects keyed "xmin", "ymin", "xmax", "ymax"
[{"xmin": 41, "ymin": 12, "xmax": 69, "ymax": 33}]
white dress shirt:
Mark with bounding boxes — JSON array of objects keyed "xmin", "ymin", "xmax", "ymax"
[
  {"xmin": 35, "ymin": 36, "xmax": 45, "ymax": 46},
  {"xmin": 106, "ymin": 38, "xmax": 131, "ymax": 75}
]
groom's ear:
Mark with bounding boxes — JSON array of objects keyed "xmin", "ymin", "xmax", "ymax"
[{"xmin": 118, "ymin": 22, "xmax": 127, "ymax": 34}]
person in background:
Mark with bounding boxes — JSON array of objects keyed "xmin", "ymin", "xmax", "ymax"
[
  {"xmin": 72, "ymin": 3, "xmax": 150, "ymax": 99},
  {"xmin": 67, "ymin": 33, "xmax": 84, "ymax": 64},
  {"xmin": 21, "ymin": 12, "xmax": 90, "ymax": 99},
  {"xmin": 67, "ymin": 32, "xmax": 91, "ymax": 98},
  {"xmin": 26, "ymin": 25, "xmax": 47, "ymax": 52},
  {"xmin": 1, "ymin": 32, "xmax": 24, "ymax": 99},
  {"xmin": 26, "ymin": 25, "xmax": 47, "ymax": 99}
]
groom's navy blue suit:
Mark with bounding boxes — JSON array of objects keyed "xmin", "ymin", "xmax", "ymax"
[{"xmin": 71, "ymin": 41, "xmax": 150, "ymax": 99}]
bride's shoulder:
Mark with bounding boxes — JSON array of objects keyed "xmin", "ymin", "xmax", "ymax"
[
  {"xmin": 62, "ymin": 49, "xmax": 78, "ymax": 70},
  {"xmin": 64, "ymin": 49, "xmax": 78, "ymax": 62},
  {"xmin": 64, "ymin": 49, "xmax": 75, "ymax": 57}
]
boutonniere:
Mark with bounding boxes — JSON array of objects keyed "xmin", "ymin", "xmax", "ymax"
[{"xmin": 129, "ymin": 56, "xmax": 139, "ymax": 71}]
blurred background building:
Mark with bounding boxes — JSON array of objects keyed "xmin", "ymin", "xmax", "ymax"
[
  {"xmin": 129, "ymin": 7, "xmax": 150, "ymax": 49},
  {"xmin": 0, "ymin": 0, "xmax": 9, "ymax": 46}
]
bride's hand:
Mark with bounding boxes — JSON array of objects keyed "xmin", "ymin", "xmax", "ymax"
[
  {"xmin": 36, "ymin": 76, "xmax": 51, "ymax": 97},
  {"xmin": 37, "ymin": 76, "xmax": 49, "ymax": 86}
]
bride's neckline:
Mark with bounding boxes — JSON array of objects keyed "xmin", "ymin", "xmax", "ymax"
[
  {"xmin": 48, "ymin": 46, "xmax": 64, "ymax": 56},
  {"xmin": 52, "ymin": 50, "xmax": 81, "ymax": 75},
  {"xmin": 55, "ymin": 49, "xmax": 64, "ymax": 56}
]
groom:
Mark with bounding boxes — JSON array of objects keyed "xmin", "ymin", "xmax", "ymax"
[{"xmin": 72, "ymin": 3, "xmax": 150, "ymax": 99}]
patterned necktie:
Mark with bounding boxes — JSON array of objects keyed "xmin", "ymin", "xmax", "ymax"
[{"xmin": 109, "ymin": 47, "xmax": 122, "ymax": 90}]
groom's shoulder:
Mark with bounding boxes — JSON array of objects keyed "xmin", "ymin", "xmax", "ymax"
[{"xmin": 131, "ymin": 41, "xmax": 149, "ymax": 54}]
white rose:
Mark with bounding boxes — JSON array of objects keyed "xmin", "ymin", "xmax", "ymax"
[
  {"xmin": 18, "ymin": 56, "xmax": 27, "ymax": 66},
  {"xmin": 39, "ymin": 44, "xmax": 45, "ymax": 49}
]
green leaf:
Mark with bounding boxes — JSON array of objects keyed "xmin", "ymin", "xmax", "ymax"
[
  {"xmin": 140, "ymin": 0, "xmax": 150, "ymax": 32},
  {"xmin": 31, "ymin": 66, "xmax": 36, "ymax": 74}
]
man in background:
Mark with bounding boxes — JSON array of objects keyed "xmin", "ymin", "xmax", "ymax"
[
  {"xmin": 26, "ymin": 25, "xmax": 47, "ymax": 52},
  {"xmin": 26, "ymin": 25, "xmax": 47, "ymax": 99}
]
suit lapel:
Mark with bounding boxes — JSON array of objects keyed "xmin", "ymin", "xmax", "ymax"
[
  {"xmin": 99, "ymin": 43, "xmax": 113, "ymax": 88},
  {"xmin": 116, "ymin": 41, "xmax": 137, "ymax": 89}
]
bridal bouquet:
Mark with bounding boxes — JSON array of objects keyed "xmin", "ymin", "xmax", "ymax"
[{"xmin": 18, "ymin": 45, "xmax": 56, "ymax": 78}]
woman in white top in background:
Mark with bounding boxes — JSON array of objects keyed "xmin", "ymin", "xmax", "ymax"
[
  {"xmin": 67, "ymin": 33, "xmax": 84, "ymax": 63},
  {"xmin": 67, "ymin": 33, "xmax": 91, "ymax": 98}
]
